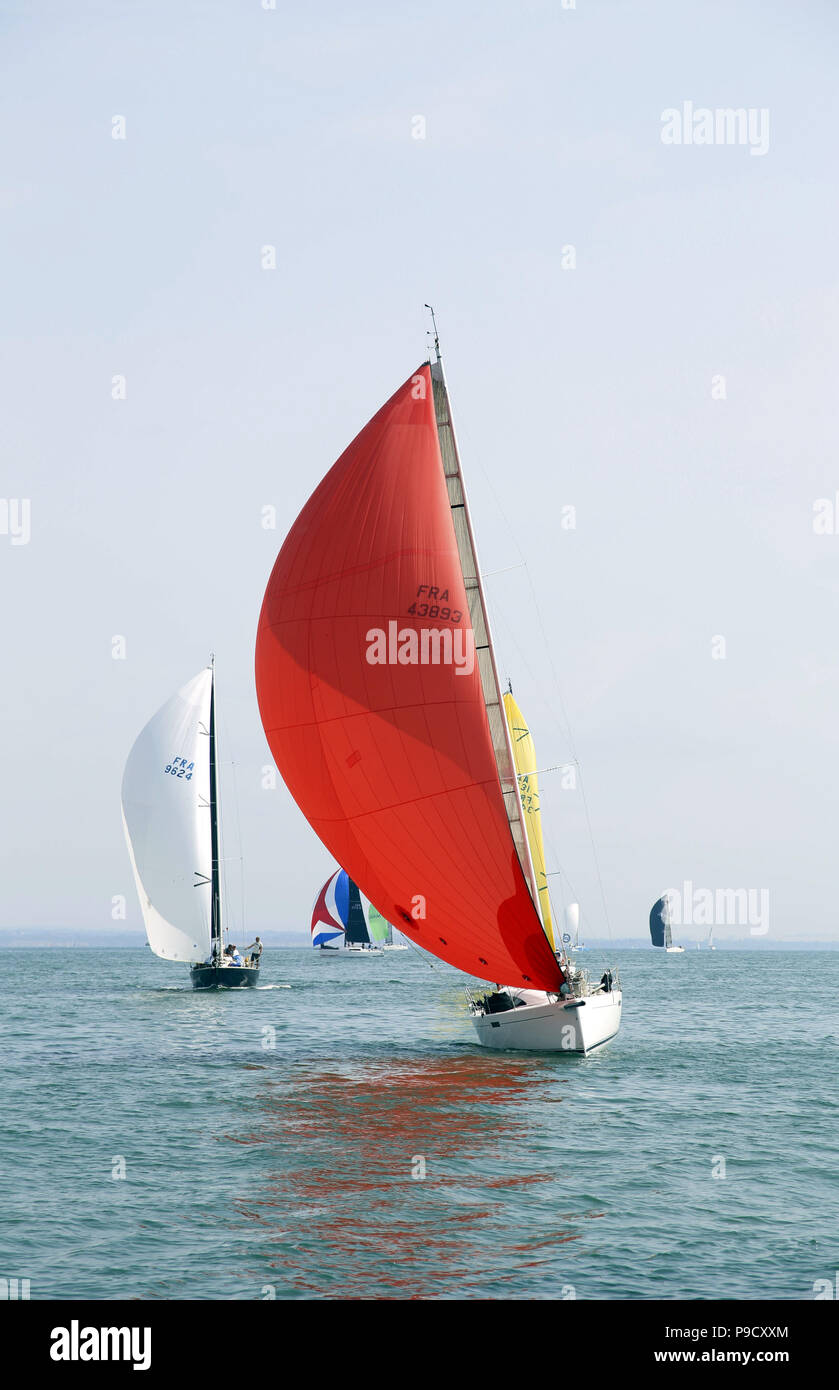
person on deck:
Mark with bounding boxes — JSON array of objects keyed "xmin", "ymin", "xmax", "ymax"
[
  {"xmin": 226, "ymin": 944, "xmax": 244, "ymax": 966},
  {"xmin": 243, "ymin": 937, "xmax": 263, "ymax": 966}
]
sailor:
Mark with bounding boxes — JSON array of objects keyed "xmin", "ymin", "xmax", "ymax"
[
  {"xmin": 226, "ymin": 944, "xmax": 244, "ymax": 966},
  {"xmin": 599, "ymin": 970, "xmax": 613, "ymax": 993},
  {"xmin": 243, "ymin": 937, "xmax": 263, "ymax": 966}
]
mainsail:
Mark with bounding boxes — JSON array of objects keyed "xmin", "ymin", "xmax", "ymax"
[
  {"xmin": 121, "ymin": 669, "xmax": 215, "ymax": 963},
  {"xmin": 256, "ymin": 364, "xmax": 564, "ymax": 991},
  {"xmin": 502, "ymin": 689, "xmax": 555, "ymax": 948}
]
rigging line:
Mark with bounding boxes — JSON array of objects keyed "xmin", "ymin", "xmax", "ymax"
[
  {"xmin": 402, "ymin": 933, "xmax": 440, "ymax": 971},
  {"xmin": 227, "ymin": 749, "xmax": 246, "ymax": 941},
  {"xmin": 542, "ymin": 856, "xmax": 612, "ymax": 972},
  {"xmin": 574, "ymin": 764, "xmax": 613, "ymax": 940},
  {"xmin": 453, "ymin": 405, "xmax": 578, "ymax": 759},
  {"xmin": 216, "ymin": 698, "xmax": 247, "ymax": 942},
  {"xmin": 218, "ymin": 752, "xmax": 230, "ymax": 939},
  {"xmin": 517, "ymin": 552, "xmax": 613, "ymax": 939},
  {"xmin": 519, "ymin": 558, "xmax": 578, "ymax": 761},
  {"xmin": 446, "ymin": 375, "xmax": 613, "ymax": 942},
  {"xmin": 517, "ymin": 762, "xmax": 577, "ymax": 779},
  {"xmin": 491, "ymin": 595, "xmax": 598, "ymax": 944},
  {"xmin": 487, "ymin": 592, "xmax": 577, "ymax": 765},
  {"xmin": 482, "ymin": 562, "xmax": 526, "ymax": 579},
  {"xmin": 541, "ymin": 811, "xmax": 613, "ymax": 967}
]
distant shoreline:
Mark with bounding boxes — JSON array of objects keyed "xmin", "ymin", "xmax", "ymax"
[{"xmin": 1, "ymin": 935, "xmax": 837, "ymax": 951}]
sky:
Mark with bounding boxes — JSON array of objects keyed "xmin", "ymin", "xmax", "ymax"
[{"xmin": 2, "ymin": 0, "xmax": 838, "ymax": 944}]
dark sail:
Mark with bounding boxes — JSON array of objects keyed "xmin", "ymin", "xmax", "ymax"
[
  {"xmin": 345, "ymin": 880, "xmax": 371, "ymax": 945},
  {"xmin": 649, "ymin": 896, "xmax": 668, "ymax": 949}
]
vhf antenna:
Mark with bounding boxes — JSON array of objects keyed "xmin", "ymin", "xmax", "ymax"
[{"xmin": 424, "ymin": 303, "xmax": 440, "ymax": 362}]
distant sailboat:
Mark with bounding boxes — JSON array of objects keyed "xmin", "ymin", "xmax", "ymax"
[
  {"xmin": 255, "ymin": 326, "xmax": 621, "ymax": 1053},
  {"xmin": 310, "ymin": 868, "xmax": 391, "ymax": 952},
  {"xmin": 121, "ymin": 663, "xmax": 260, "ymax": 989},
  {"xmin": 566, "ymin": 902, "xmax": 586, "ymax": 952},
  {"xmin": 649, "ymin": 894, "xmax": 684, "ymax": 953}
]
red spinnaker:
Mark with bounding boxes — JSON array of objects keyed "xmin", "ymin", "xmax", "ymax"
[{"xmin": 255, "ymin": 365, "xmax": 563, "ymax": 990}]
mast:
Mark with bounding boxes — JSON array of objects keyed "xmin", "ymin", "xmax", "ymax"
[
  {"xmin": 426, "ymin": 315, "xmax": 546, "ymax": 936},
  {"xmin": 209, "ymin": 657, "xmax": 222, "ymax": 962}
]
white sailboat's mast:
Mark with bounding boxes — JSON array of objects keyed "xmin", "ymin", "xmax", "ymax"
[
  {"xmin": 209, "ymin": 655, "xmax": 223, "ymax": 961},
  {"xmin": 426, "ymin": 310, "xmax": 546, "ymax": 936}
]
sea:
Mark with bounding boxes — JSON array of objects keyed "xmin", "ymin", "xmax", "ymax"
[{"xmin": 2, "ymin": 947, "xmax": 837, "ymax": 1301}]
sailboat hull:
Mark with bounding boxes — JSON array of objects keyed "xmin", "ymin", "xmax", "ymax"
[
  {"xmin": 471, "ymin": 989, "xmax": 622, "ymax": 1054},
  {"xmin": 189, "ymin": 965, "xmax": 260, "ymax": 990}
]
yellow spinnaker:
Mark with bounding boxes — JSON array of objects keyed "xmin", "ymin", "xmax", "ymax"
[{"xmin": 503, "ymin": 690, "xmax": 555, "ymax": 949}]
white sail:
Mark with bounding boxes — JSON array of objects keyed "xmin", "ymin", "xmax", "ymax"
[
  {"xmin": 566, "ymin": 902, "xmax": 580, "ymax": 946},
  {"xmin": 121, "ymin": 669, "xmax": 214, "ymax": 963}
]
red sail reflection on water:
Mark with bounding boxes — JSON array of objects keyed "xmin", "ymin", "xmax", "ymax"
[{"xmin": 226, "ymin": 1058, "xmax": 581, "ymax": 1299}]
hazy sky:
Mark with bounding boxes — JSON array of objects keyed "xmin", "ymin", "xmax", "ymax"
[{"xmin": 2, "ymin": 0, "xmax": 838, "ymax": 943}]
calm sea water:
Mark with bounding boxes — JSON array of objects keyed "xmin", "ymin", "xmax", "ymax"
[{"xmin": 2, "ymin": 947, "xmax": 837, "ymax": 1301}]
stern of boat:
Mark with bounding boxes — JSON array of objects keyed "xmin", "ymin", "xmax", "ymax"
[{"xmin": 190, "ymin": 964, "xmax": 260, "ymax": 990}]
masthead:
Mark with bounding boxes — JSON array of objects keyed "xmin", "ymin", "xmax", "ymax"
[{"xmin": 424, "ymin": 303, "xmax": 441, "ymax": 363}]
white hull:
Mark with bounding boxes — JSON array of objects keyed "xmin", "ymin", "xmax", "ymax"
[
  {"xmin": 665, "ymin": 946, "xmax": 685, "ymax": 953},
  {"xmin": 472, "ymin": 987, "xmax": 622, "ymax": 1054}
]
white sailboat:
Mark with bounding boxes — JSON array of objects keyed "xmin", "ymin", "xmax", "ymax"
[
  {"xmin": 121, "ymin": 661, "xmax": 260, "ymax": 989},
  {"xmin": 566, "ymin": 901, "xmax": 586, "ymax": 952},
  {"xmin": 255, "ymin": 321, "xmax": 621, "ymax": 1053}
]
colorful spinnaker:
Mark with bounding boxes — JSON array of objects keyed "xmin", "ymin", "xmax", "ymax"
[
  {"xmin": 256, "ymin": 361, "xmax": 564, "ymax": 992},
  {"xmin": 310, "ymin": 868, "xmax": 395, "ymax": 948},
  {"xmin": 310, "ymin": 868, "xmax": 348, "ymax": 948}
]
